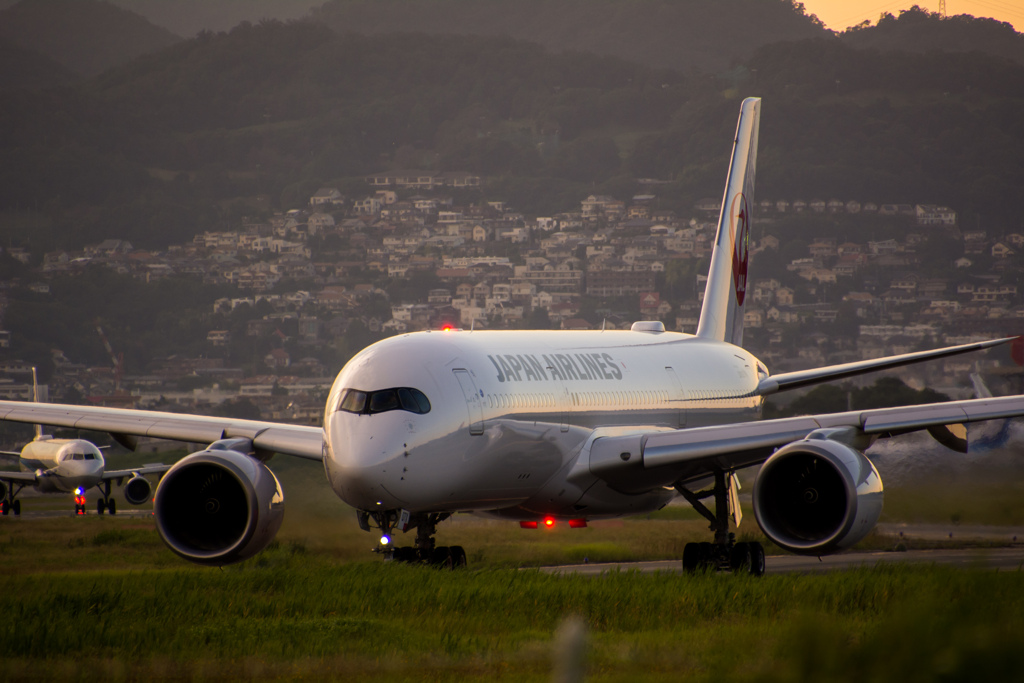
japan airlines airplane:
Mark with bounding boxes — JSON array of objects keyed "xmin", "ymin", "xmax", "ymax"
[
  {"xmin": 2, "ymin": 97, "xmax": 1023, "ymax": 574},
  {"xmin": 0, "ymin": 369, "xmax": 169, "ymax": 516}
]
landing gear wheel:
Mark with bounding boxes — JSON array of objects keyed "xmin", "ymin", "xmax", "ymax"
[
  {"xmin": 699, "ymin": 542, "xmax": 716, "ymax": 571},
  {"xmin": 393, "ymin": 547, "xmax": 416, "ymax": 563},
  {"xmin": 12, "ymin": 500, "xmax": 20, "ymax": 516},
  {"xmin": 430, "ymin": 546, "xmax": 453, "ymax": 569},
  {"xmin": 107, "ymin": 499, "xmax": 116, "ymax": 515},
  {"xmin": 97, "ymin": 499, "xmax": 106, "ymax": 515},
  {"xmin": 730, "ymin": 542, "xmax": 751, "ymax": 573},
  {"xmin": 748, "ymin": 542, "xmax": 766, "ymax": 577},
  {"xmin": 449, "ymin": 545, "xmax": 467, "ymax": 569},
  {"xmin": 682, "ymin": 543, "xmax": 702, "ymax": 573}
]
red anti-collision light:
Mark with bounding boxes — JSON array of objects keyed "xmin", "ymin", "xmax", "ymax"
[
  {"xmin": 568, "ymin": 519, "xmax": 588, "ymax": 529},
  {"xmin": 543, "ymin": 516, "xmax": 556, "ymax": 528},
  {"xmin": 519, "ymin": 521, "xmax": 538, "ymax": 529}
]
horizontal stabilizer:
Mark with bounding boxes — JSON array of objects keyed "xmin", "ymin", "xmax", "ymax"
[{"xmin": 757, "ymin": 337, "xmax": 1016, "ymax": 395}]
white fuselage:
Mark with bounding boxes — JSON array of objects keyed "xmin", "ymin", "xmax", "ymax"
[
  {"xmin": 323, "ymin": 328, "xmax": 766, "ymax": 520},
  {"xmin": 19, "ymin": 438, "xmax": 105, "ymax": 493}
]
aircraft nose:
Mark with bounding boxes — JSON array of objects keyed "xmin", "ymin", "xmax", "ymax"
[{"xmin": 325, "ymin": 412, "xmax": 412, "ymax": 509}]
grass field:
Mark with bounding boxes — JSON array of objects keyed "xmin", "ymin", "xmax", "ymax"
[
  {"xmin": 2, "ymin": 512, "xmax": 1024, "ymax": 681},
  {"xmin": 4, "ymin": 451, "xmax": 1024, "ymax": 680}
]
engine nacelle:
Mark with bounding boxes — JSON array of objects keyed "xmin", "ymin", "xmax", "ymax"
[
  {"xmin": 122, "ymin": 476, "xmax": 152, "ymax": 506},
  {"xmin": 753, "ymin": 438, "xmax": 883, "ymax": 555},
  {"xmin": 0, "ymin": 480, "xmax": 6, "ymax": 501},
  {"xmin": 154, "ymin": 448, "xmax": 284, "ymax": 565}
]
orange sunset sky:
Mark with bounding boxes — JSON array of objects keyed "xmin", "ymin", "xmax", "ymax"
[{"xmin": 798, "ymin": 0, "xmax": 1023, "ymax": 32}]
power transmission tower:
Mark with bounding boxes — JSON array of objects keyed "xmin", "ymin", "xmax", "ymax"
[{"xmin": 938, "ymin": 0, "xmax": 947, "ymax": 17}]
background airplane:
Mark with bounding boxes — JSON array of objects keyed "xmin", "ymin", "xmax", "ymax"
[
  {"xmin": 0, "ymin": 368, "xmax": 170, "ymax": 516},
  {"xmin": 1, "ymin": 98, "xmax": 1022, "ymax": 575}
]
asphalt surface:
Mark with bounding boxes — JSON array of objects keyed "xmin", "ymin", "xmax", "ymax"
[{"xmin": 537, "ymin": 546, "xmax": 1024, "ymax": 576}]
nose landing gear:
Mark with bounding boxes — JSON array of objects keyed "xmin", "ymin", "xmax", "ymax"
[{"xmin": 359, "ymin": 509, "xmax": 467, "ymax": 569}]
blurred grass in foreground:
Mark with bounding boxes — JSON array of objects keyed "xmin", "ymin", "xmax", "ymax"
[
  {"xmin": 0, "ymin": 547, "xmax": 1022, "ymax": 682},
  {"xmin": 4, "ymin": 451, "xmax": 1024, "ymax": 680}
]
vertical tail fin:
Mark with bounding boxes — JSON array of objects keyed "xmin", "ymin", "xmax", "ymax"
[
  {"xmin": 31, "ymin": 367, "xmax": 44, "ymax": 441},
  {"xmin": 695, "ymin": 97, "xmax": 761, "ymax": 346}
]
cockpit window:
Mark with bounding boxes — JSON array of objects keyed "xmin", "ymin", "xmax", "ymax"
[
  {"xmin": 340, "ymin": 390, "xmax": 367, "ymax": 413},
  {"xmin": 369, "ymin": 390, "xmax": 399, "ymax": 413},
  {"xmin": 339, "ymin": 387, "xmax": 431, "ymax": 415},
  {"xmin": 85, "ymin": 453, "xmax": 95, "ymax": 460},
  {"xmin": 73, "ymin": 453, "xmax": 84, "ymax": 461}
]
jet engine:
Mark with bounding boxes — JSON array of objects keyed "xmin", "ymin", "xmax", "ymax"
[
  {"xmin": 752, "ymin": 437, "xmax": 883, "ymax": 555},
  {"xmin": 122, "ymin": 476, "xmax": 152, "ymax": 506},
  {"xmin": 0, "ymin": 480, "xmax": 6, "ymax": 501},
  {"xmin": 154, "ymin": 445, "xmax": 284, "ymax": 565}
]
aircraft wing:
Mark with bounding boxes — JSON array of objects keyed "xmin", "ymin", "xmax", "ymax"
[
  {"xmin": 0, "ymin": 470, "xmax": 38, "ymax": 483},
  {"xmin": 756, "ymin": 337, "xmax": 1015, "ymax": 395},
  {"xmin": 102, "ymin": 464, "xmax": 173, "ymax": 480},
  {"xmin": 0, "ymin": 402, "xmax": 324, "ymax": 461},
  {"xmin": 589, "ymin": 394, "xmax": 1024, "ymax": 486}
]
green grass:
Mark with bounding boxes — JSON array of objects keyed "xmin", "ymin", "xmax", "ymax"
[
  {"xmin": 4, "ymin": 457, "xmax": 1024, "ymax": 680},
  {"xmin": 0, "ymin": 547, "xmax": 1022, "ymax": 682}
]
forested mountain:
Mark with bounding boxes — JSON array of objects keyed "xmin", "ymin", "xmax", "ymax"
[
  {"xmin": 107, "ymin": 0, "xmax": 325, "ymax": 37},
  {"xmin": 841, "ymin": 6, "xmax": 1024, "ymax": 66},
  {"xmin": 310, "ymin": 0, "xmax": 827, "ymax": 73},
  {"xmin": 1, "ymin": 19, "xmax": 1023, "ymax": 253},
  {"xmin": 0, "ymin": 38, "xmax": 79, "ymax": 90},
  {"xmin": 0, "ymin": 0, "xmax": 180, "ymax": 77}
]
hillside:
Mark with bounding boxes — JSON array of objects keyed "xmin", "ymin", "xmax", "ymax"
[
  {"xmin": 841, "ymin": 7, "xmax": 1024, "ymax": 66},
  {"xmin": 0, "ymin": 37, "xmax": 79, "ymax": 89},
  {"xmin": 2, "ymin": 21, "xmax": 1024, "ymax": 252},
  {"xmin": 107, "ymin": 0, "xmax": 324, "ymax": 36},
  {"xmin": 310, "ymin": 0, "xmax": 828, "ymax": 74},
  {"xmin": 0, "ymin": 0, "xmax": 181, "ymax": 77}
]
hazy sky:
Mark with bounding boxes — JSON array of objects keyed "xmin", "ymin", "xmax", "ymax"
[{"xmin": 801, "ymin": 0, "xmax": 1024, "ymax": 32}]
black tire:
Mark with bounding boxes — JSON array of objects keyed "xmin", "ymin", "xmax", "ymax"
[
  {"xmin": 730, "ymin": 542, "xmax": 751, "ymax": 573},
  {"xmin": 12, "ymin": 500, "xmax": 20, "ymax": 516},
  {"xmin": 108, "ymin": 499, "xmax": 116, "ymax": 515},
  {"xmin": 393, "ymin": 547, "xmax": 416, "ymax": 563},
  {"xmin": 430, "ymin": 546, "xmax": 453, "ymax": 569},
  {"xmin": 749, "ymin": 542, "xmax": 766, "ymax": 577},
  {"xmin": 682, "ymin": 543, "xmax": 701, "ymax": 572},
  {"xmin": 97, "ymin": 499, "xmax": 106, "ymax": 515},
  {"xmin": 699, "ymin": 542, "xmax": 716, "ymax": 570},
  {"xmin": 449, "ymin": 545, "xmax": 467, "ymax": 569}
]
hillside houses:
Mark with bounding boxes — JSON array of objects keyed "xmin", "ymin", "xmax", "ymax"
[{"xmin": 8, "ymin": 175, "xmax": 1022, "ymax": 425}]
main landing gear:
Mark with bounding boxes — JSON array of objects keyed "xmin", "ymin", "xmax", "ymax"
[
  {"xmin": 94, "ymin": 481, "xmax": 117, "ymax": 515},
  {"xmin": 359, "ymin": 510, "xmax": 468, "ymax": 569},
  {"xmin": 1, "ymin": 482, "xmax": 24, "ymax": 516},
  {"xmin": 676, "ymin": 470, "xmax": 765, "ymax": 577}
]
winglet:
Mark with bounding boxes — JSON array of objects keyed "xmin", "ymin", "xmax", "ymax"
[{"xmin": 696, "ymin": 97, "xmax": 760, "ymax": 346}]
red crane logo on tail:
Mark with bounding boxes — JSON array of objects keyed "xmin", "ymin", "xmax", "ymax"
[{"xmin": 730, "ymin": 193, "xmax": 750, "ymax": 306}]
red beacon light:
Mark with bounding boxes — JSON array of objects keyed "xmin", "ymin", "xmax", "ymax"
[{"xmin": 520, "ymin": 517, "xmax": 588, "ymax": 529}]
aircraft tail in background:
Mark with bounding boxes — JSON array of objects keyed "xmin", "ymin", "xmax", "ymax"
[{"xmin": 696, "ymin": 96, "xmax": 760, "ymax": 347}]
